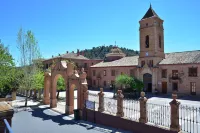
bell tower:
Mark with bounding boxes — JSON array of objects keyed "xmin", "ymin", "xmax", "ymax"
[{"xmin": 138, "ymin": 4, "xmax": 165, "ymax": 67}]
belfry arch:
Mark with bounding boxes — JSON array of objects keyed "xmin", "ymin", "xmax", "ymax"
[{"xmin": 43, "ymin": 58, "xmax": 88, "ymax": 115}]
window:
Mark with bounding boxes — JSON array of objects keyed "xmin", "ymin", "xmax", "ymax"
[
  {"xmin": 130, "ymin": 69, "xmax": 134, "ymax": 77},
  {"xmin": 159, "ymin": 36, "xmax": 161, "ymax": 48},
  {"xmin": 162, "ymin": 69, "xmax": 167, "ymax": 78},
  {"xmin": 190, "ymin": 82, "xmax": 196, "ymax": 95},
  {"xmin": 84, "ymin": 63, "xmax": 87, "ymax": 68},
  {"xmin": 172, "ymin": 82, "xmax": 178, "ymax": 91},
  {"xmin": 189, "ymin": 67, "xmax": 197, "ymax": 77},
  {"xmin": 93, "ymin": 70, "xmax": 96, "ymax": 76},
  {"xmin": 111, "ymin": 70, "xmax": 115, "ymax": 76},
  {"xmin": 104, "ymin": 81, "xmax": 106, "ymax": 87},
  {"xmin": 93, "ymin": 80, "xmax": 96, "ymax": 86},
  {"xmin": 104, "ymin": 70, "xmax": 106, "ymax": 76},
  {"xmin": 148, "ymin": 60, "xmax": 153, "ymax": 67},
  {"xmin": 172, "ymin": 70, "xmax": 178, "ymax": 79},
  {"xmin": 145, "ymin": 35, "xmax": 149, "ymax": 48},
  {"xmin": 141, "ymin": 61, "xmax": 145, "ymax": 67}
]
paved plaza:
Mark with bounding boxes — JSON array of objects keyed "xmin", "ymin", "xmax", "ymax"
[
  {"xmin": 12, "ymin": 91, "xmax": 200, "ymax": 133},
  {"xmin": 12, "ymin": 105, "xmax": 131, "ymax": 133},
  {"xmin": 12, "ymin": 96, "xmax": 131, "ymax": 133}
]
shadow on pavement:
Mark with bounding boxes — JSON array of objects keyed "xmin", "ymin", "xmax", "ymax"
[{"xmin": 28, "ymin": 106, "xmax": 122, "ymax": 133}]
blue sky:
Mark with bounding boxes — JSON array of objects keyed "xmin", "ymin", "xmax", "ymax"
[{"xmin": 0, "ymin": 0, "xmax": 200, "ymax": 64}]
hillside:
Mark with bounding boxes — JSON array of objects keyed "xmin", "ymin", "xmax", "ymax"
[{"xmin": 81, "ymin": 45, "xmax": 139, "ymax": 59}]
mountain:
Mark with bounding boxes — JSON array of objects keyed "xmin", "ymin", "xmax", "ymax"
[{"xmin": 81, "ymin": 45, "xmax": 139, "ymax": 59}]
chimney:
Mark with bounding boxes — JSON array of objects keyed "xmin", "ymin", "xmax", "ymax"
[
  {"xmin": 66, "ymin": 51, "xmax": 68, "ymax": 54},
  {"xmin": 77, "ymin": 49, "xmax": 80, "ymax": 56}
]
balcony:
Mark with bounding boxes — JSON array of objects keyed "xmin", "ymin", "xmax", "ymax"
[{"xmin": 171, "ymin": 76, "xmax": 179, "ymax": 80}]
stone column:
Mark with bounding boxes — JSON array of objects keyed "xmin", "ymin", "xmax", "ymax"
[
  {"xmin": 170, "ymin": 94, "xmax": 180, "ymax": 132},
  {"xmin": 98, "ymin": 88, "xmax": 105, "ymax": 112},
  {"xmin": 116, "ymin": 90, "xmax": 124, "ymax": 117},
  {"xmin": 139, "ymin": 91, "xmax": 148, "ymax": 123}
]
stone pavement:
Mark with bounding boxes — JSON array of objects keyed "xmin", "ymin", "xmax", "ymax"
[{"xmin": 12, "ymin": 96, "xmax": 132, "ymax": 133}]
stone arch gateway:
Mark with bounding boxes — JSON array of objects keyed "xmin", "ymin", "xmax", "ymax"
[{"xmin": 43, "ymin": 58, "xmax": 88, "ymax": 115}]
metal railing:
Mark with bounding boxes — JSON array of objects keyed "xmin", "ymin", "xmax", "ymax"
[
  {"xmin": 4, "ymin": 119, "xmax": 13, "ymax": 133},
  {"xmin": 123, "ymin": 99, "xmax": 140, "ymax": 121},
  {"xmin": 88, "ymin": 93, "xmax": 99, "ymax": 111},
  {"xmin": 179, "ymin": 104, "xmax": 200, "ymax": 133},
  {"xmin": 104, "ymin": 97, "xmax": 117, "ymax": 115},
  {"xmin": 146, "ymin": 103, "xmax": 171, "ymax": 128}
]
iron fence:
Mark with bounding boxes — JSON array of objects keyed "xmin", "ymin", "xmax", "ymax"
[
  {"xmin": 179, "ymin": 104, "xmax": 200, "ymax": 133},
  {"xmin": 85, "ymin": 100, "xmax": 95, "ymax": 110},
  {"xmin": 146, "ymin": 102, "xmax": 170, "ymax": 128},
  {"xmin": 104, "ymin": 97, "xmax": 117, "ymax": 115},
  {"xmin": 88, "ymin": 93, "xmax": 99, "ymax": 111},
  {"xmin": 4, "ymin": 119, "xmax": 13, "ymax": 133},
  {"xmin": 123, "ymin": 99, "xmax": 140, "ymax": 121}
]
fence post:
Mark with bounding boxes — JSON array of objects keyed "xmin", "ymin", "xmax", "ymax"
[
  {"xmin": 116, "ymin": 90, "xmax": 124, "ymax": 117},
  {"xmin": 170, "ymin": 93, "xmax": 180, "ymax": 132},
  {"xmin": 98, "ymin": 88, "xmax": 105, "ymax": 112},
  {"xmin": 139, "ymin": 91, "xmax": 147, "ymax": 123}
]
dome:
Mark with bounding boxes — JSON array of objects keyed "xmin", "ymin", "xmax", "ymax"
[{"xmin": 104, "ymin": 46, "xmax": 126, "ymax": 62}]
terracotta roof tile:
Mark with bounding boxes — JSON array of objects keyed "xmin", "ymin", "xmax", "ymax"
[
  {"xmin": 159, "ymin": 50, "xmax": 200, "ymax": 65},
  {"xmin": 91, "ymin": 56, "xmax": 139, "ymax": 67}
]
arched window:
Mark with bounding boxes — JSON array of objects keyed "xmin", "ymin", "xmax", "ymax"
[
  {"xmin": 159, "ymin": 35, "xmax": 161, "ymax": 48},
  {"xmin": 145, "ymin": 35, "xmax": 149, "ymax": 48}
]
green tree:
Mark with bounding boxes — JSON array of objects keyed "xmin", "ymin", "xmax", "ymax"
[
  {"xmin": 133, "ymin": 78, "xmax": 144, "ymax": 93},
  {"xmin": 115, "ymin": 74, "xmax": 144, "ymax": 94},
  {"xmin": 56, "ymin": 76, "xmax": 65, "ymax": 99},
  {"xmin": 17, "ymin": 28, "xmax": 41, "ymax": 106},
  {"xmin": 33, "ymin": 70, "xmax": 44, "ymax": 99},
  {"xmin": 115, "ymin": 74, "xmax": 133, "ymax": 89},
  {"xmin": 0, "ymin": 40, "xmax": 16, "ymax": 97}
]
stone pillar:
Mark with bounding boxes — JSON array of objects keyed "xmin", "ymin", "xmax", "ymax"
[
  {"xmin": 116, "ymin": 90, "xmax": 124, "ymax": 117},
  {"xmin": 98, "ymin": 88, "xmax": 105, "ymax": 112},
  {"xmin": 139, "ymin": 91, "xmax": 148, "ymax": 123},
  {"xmin": 170, "ymin": 94, "xmax": 180, "ymax": 132}
]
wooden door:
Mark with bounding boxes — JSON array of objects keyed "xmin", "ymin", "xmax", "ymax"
[{"xmin": 162, "ymin": 82, "xmax": 167, "ymax": 94}]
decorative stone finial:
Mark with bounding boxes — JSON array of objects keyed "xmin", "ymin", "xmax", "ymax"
[
  {"xmin": 117, "ymin": 90, "xmax": 122, "ymax": 94},
  {"xmin": 172, "ymin": 93, "xmax": 177, "ymax": 100},
  {"xmin": 100, "ymin": 88, "xmax": 103, "ymax": 93},
  {"xmin": 141, "ymin": 91, "xmax": 145, "ymax": 97}
]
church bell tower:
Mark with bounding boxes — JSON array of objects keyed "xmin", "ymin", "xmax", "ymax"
[{"xmin": 139, "ymin": 4, "xmax": 165, "ymax": 67}]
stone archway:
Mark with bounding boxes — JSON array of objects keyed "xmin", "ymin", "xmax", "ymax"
[
  {"xmin": 43, "ymin": 58, "xmax": 88, "ymax": 116},
  {"xmin": 143, "ymin": 73, "xmax": 152, "ymax": 92}
]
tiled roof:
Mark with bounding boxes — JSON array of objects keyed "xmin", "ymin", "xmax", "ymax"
[
  {"xmin": 44, "ymin": 53, "xmax": 89, "ymax": 61},
  {"xmin": 142, "ymin": 5, "xmax": 160, "ymax": 20},
  {"xmin": 91, "ymin": 56, "xmax": 139, "ymax": 68},
  {"xmin": 160, "ymin": 50, "xmax": 200, "ymax": 65},
  {"xmin": 61, "ymin": 53, "xmax": 89, "ymax": 60}
]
